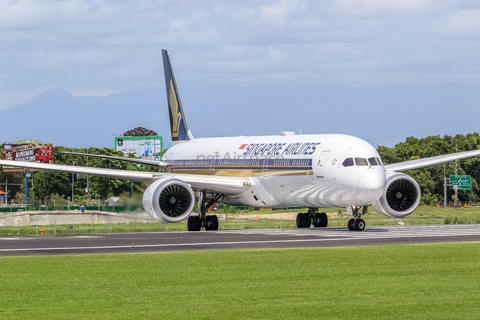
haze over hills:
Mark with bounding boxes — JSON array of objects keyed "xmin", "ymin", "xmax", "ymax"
[
  {"xmin": 1, "ymin": 84, "xmax": 480, "ymax": 149},
  {"xmin": 0, "ymin": 88, "xmax": 170, "ymax": 149}
]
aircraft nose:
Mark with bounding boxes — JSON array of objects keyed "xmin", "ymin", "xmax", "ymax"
[{"xmin": 357, "ymin": 171, "xmax": 385, "ymax": 200}]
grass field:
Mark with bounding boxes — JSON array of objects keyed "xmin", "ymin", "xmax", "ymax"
[{"xmin": 1, "ymin": 242, "xmax": 480, "ymax": 319}]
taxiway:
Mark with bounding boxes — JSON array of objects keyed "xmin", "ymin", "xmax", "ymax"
[{"xmin": 1, "ymin": 224, "xmax": 480, "ymax": 256}]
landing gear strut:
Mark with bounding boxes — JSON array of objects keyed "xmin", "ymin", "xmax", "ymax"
[
  {"xmin": 187, "ymin": 192, "xmax": 222, "ymax": 231},
  {"xmin": 348, "ymin": 206, "xmax": 367, "ymax": 231},
  {"xmin": 296, "ymin": 208, "xmax": 328, "ymax": 228}
]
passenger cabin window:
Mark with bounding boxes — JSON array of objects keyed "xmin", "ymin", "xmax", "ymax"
[
  {"xmin": 368, "ymin": 157, "xmax": 378, "ymax": 166},
  {"xmin": 355, "ymin": 158, "xmax": 368, "ymax": 166},
  {"xmin": 342, "ymin": 158, "xmax": 354, "ymax": 167}
]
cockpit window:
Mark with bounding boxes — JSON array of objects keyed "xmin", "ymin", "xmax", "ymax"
[
  {"xmin": 355, "ymin": 158, "xmax": 368, "ymax": 166},
  {"xmin": 342, "ymin": 158, "xmax": 354, "ymax": 167},
  {"xmin": 377, "ymin": 157, "xmax": 383, "ymax": 166},
  {"xmin": 368, "ymin": 157, "xmax": 378, "ymax": 166}
]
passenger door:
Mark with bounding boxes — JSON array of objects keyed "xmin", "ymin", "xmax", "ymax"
[{"xmin": 316, "ymin": 151, "xmax": 330, "ymax": 178}]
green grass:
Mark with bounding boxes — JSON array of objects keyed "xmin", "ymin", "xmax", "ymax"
[{"xmin": 1, "ymin": 242, "xmax": 480, "ymax": 319}]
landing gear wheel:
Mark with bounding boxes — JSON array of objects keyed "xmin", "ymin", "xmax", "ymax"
[
  {"xmin": 313, "ymin": 213, "xmax": 321, "ymax": 227},
  {"xmin": 347, "ymin": 218, "xmax": 355, "ymax": 231},
  {"xmin": 205, "ymin": 215, "xmax": 219, "ymax": 231},
  {"xmin": 354, "ymin": 219, "xmax": 365, "ymax": 231},
  {"xmin": 319, "ymin": 212, "xmax": 327, "ymax": 227},
  {"xmin": 303, "ymin": 213, "xmax": 311, "ymax": 228},
  {"xmin": 296, "ymin": 213, "xmax": 310, "ymax": 228},
  {"xmin": 296, "ymin": 213, "xmax": 304, "ymax": 228},
  {"xmin": 313, "ymin": 212, "xmax": 328, "ymax": 228},
  {"xmin": 205, "ymin": 216, "xmax": 212, "ymax": 231},
  {"xmin": 211, "ymin": 215, "xmax": 219, "ymax": 230},
  {"xmin": 187, "ymin": 216, "xmax": 202, "ymax": 231}
]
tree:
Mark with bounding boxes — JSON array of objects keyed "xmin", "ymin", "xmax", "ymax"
[
  {"xmin": 377, "ymin": 132, "xmax": 480, "ymax": 204},
  {"xmin": 33, "ymin": 170, "xmax": 70, "ymax": 206},
  {"xmin": 32, "ymin": 146, "xmax": 143, "ymax": 204},
  {"xmin": 123, "ymin": 127, "xmax": 158, "ymax": 137},
  {"xmin": 0, "ymin": 142, "xmax": 25, "ymax": 203}
]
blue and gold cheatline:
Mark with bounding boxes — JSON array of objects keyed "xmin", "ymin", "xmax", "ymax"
[
  {"xmin": 168, "ymin": 158, "xmax": 314, "ymax": 177},
  {"xmin": 162, "ymin": 49, "xmax": 191, "ymax": 142}
]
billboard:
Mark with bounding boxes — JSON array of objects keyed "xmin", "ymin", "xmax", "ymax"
[
  {"xmin": 2, "ymin": 143, "xmax": 53, "ymax": 172},
  {"xmin": 115, "ymin": 136, "xmax": 163, "ymax": 161}
]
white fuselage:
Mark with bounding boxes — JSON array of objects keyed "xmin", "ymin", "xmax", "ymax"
[{"xmin": 163, "ymin": 134, "xmax": 386, "ymax": 209}]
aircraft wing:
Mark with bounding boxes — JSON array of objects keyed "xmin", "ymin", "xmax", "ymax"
[
  {"xmin": 0, "ymin": 160, "xmax": 249, "ymax": 194},
  {"xmin": 62, "ymin": 152, "xmax": 169, "ymax": 167},
  {"xmin": 0, "ymin": 160, "xmax": 156, "ymax": 182},
  {"xmin": 384, "ymin": 149, "xmax": 480, "ymax": 172}
]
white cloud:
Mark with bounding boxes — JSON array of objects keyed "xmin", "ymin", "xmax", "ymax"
[
  {"xmin": 441, "ymin": 9, "xmax": 480, "ymax": 38},
  {"xmin": 260, "ymin": 0, "xmax": 300, "ymax": 25},
  {"xmin": 326, "ymin": 0, "xmax": 444, "ymax": 17},
  {"xmin": 1, "ymin": 0, "xmax": 480, "ymax": 111}
]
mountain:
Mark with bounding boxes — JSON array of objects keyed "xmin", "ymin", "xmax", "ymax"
[
  {"xmin": 1, "ymin": 84, "xmax": 480, "ymax": 150},
  {"xmin": 0, "ymin": 88, "xmax": 171, "ymax": 148}
]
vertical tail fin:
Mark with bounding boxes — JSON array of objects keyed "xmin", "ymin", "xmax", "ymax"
[{"xmin": 162, "ymin": 49, "xmax": 194, "ymax": 144}]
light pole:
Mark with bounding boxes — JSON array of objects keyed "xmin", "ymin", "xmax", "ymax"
[
  {"xmin": 95, "ymin": 193, "xmax": 100, "ymax": 211},
  {"xmin": 72, "ymin": 161, "xmax": 75, "ymax": 205},
  {"xmin": 86, "ymin": 157, "xmax": 90, "ymax": 202}
]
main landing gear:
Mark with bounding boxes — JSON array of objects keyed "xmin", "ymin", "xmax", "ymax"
[
  {"xmin": 296, "ymin": 208, "xmax": 328, "ymax": 228},
  {"xmin": 347, "ymin": 206, "xmax": 368, "ymax": 231},
  {"xmin": 187, "ymin": 192, "xmax": 222, "ymax": 231}
]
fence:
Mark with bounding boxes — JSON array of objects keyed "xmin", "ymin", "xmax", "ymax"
[{"xmin": 0, "ymin": 205, "xmax": 143, "ymax": 213}]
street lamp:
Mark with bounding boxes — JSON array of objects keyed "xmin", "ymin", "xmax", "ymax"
[{"xmin": 95, "ymin": 193, "xmax": 100, "ymax": 211}]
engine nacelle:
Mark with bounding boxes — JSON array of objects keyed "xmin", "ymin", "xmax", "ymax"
[
  {"xmin": 143, "ymin": 177, "xmax": 195, "ymax": 223},
  {"xmin": 372, "ymin": 172, "xmax": 421, "ymax": 218}
]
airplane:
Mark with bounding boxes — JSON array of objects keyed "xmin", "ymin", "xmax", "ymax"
[{"xmin": 2, "ymin": 49, "xmax": 480, "ymax": 232}]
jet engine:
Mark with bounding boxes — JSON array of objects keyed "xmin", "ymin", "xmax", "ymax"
[
  {"xmin": 372, "ymin": 172, "xmax": 421, "ymax": 218},
  {"xmin": 143, "ymin": 177, "xmax": 195, "ymax": 223}
]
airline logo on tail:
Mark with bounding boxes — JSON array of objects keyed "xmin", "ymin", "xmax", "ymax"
[{"xmin": 169, "ymin": 79, "xmax": 182, "ymax": 138}]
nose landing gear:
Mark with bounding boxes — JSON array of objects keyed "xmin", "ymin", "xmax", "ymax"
[{"xmin": 347, "ymin": 206, "xmax": 367, "ymax": 231}]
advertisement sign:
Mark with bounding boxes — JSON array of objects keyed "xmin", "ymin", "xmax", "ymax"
[
  {"xmin": 115, "ymin": 136, "xmax": 163, "ymax": 161},
  {"xmin": 2, "ymin": 143, "xmax": 54, "ymax": 172}
]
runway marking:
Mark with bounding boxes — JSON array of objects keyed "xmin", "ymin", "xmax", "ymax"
[
  {"xmin": 0, "ymin": 238, "xmax": 358, "ymax": 252},
  {"xmin": 216, "ymin": 225, "xmax": 480, "ymax": 239},
  {"xmin": 69, "ymin": 236, "xmax": 104, "ymax": 239}
]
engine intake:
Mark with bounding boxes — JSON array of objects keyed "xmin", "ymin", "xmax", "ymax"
[
  {"xmin": 143, "ymin": 177, "xmax": 195, "ymax": 223},
  {"xmin": 373, "ymin": 173, "xmax": 421, "ymax": 218}
]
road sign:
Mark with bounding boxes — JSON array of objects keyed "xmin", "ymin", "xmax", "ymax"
[
  {"xmin": 450, "ymin": 175, "xmax": 472, "ymax": 190},
  {"xmin": 0, "ymin": 196, "xmax": 4, "ymax": 202}
]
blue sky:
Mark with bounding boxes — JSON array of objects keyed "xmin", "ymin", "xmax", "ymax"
[{"xmin": 1, "ymin": 0, "xmax": 480, "ymax": 148}]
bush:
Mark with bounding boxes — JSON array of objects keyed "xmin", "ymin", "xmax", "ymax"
[{"xmin": 420, "ymin": 192, "xmax": 438, "ymax": 206}]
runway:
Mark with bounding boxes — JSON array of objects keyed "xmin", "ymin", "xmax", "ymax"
[{"xmin": 1, "ymin": 224, "xmax": 480, "ymax": 257}]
